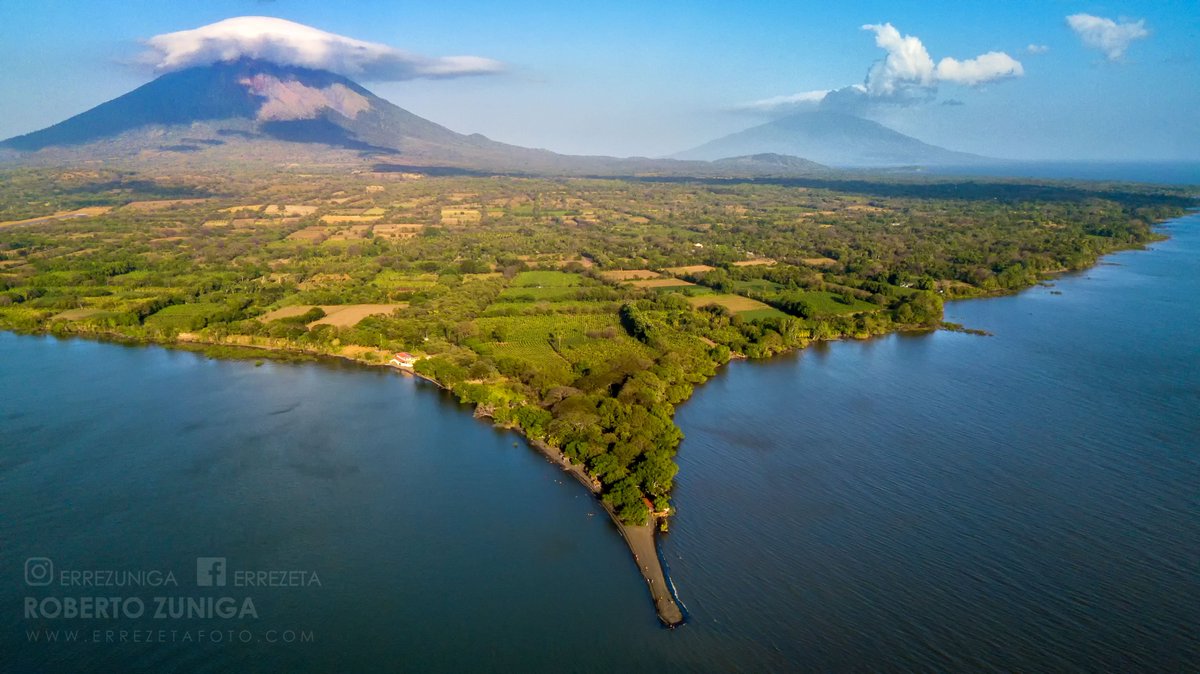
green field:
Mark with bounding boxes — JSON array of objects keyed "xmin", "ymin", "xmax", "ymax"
[
  {"xmin": 737, "ymin": 307, "xmax": 791, "ymax": 321},
  {"xmin": 655, "ymin": 285, "xmax": 714, "ymax": 297},
  {"xmin": 731, "ymin": 279, "xmax": 785, "ymax": 294},
  {"xmin": 775, "ymin": 290, "xmax": 879, "ymax": 316},
  {"xmin": 509, "ymin": 270, "xmax": 582, "ymax": 287},
  {"xmin": 144, "ymin": 303, "xmax": 227, "ymax": 330},
  {"xmin": 371, "ymin": 271, "xmax": 440, "ymax": 290},
  {"xmin": 497, "ymin": 285, "xmax": 587, "ymax": 301},
  {"xmin": 482, "ymin": 300, "xmax": 619, "ymax": 316},
  {"xmin": 474, "ymin": 313, "xmax": 653, "ymax": 386}
]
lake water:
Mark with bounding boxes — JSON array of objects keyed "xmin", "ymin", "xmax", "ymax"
[
  {"xmin": 928, "ymin": 161, "xmax": 1200, "ymax": 186},
  {"xmin": 3, "ymin": 215, "xmax": 1197, "ymax": 672}
]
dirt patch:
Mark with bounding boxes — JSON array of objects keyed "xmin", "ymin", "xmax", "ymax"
[
  {"xmin": 320, "ymin": 214, "xmax": 383, "ymax": 224},
  {"xmin": 664, "ymin": 264, "xmax": 714, "ymax": 275},
  {"xmin": 326, "ymin": 225, "xmax": 373, "ymax": 241},
  {"xmin": 373, "ymin": 224, "xmax": 424, "ymax": 240},
  {"xmin": 286, "ymin": 226, "xmax": 331, "ymax": 242},
  {"xmin": 51, "ymin": 308, "xmax": 106, "ymax": 321},
  {"xmin": 122, "ymin": 199, "xmax": 208, "ymax": 211},
  {"xmin": 687, "ymin": 293, "xmax": 774, "ymax": 313},
  {"xmin": 600, "ymin": 269, "xmax": 661, "ymax": 281},
  {"xmin": 259, "ymin": 303, "xmax": 405, "ymax": 327},
  {"xmin": 731, "ymin": 258, "xmax": 777, "ymax": 267},
  {"xmin": 312, "ymin": 304, "xmax": 406, "ymax": 327}
]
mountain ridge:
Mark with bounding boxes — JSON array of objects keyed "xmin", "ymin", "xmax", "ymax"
[{"xmin": 674, "ymin": 111, "xmax": 992, "ymax": 168}]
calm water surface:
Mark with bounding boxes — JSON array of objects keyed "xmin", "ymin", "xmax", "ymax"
[{"xmin": 2, "ymin": 216, "xmax": 1197, "ymax": 672}]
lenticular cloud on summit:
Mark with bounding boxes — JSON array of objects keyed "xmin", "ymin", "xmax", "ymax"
[{"xmin": 142, "ymin": 16, "xmax": 504, "ymax": 81}]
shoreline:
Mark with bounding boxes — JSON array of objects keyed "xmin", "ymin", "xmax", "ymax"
[
  {"xmin": 1, "ymin": 218, "xmax": 1185, "ymax": 628},
  {"xmin": 39, "ymin": 329, "xmax": 689, "ymax": 626},
  {"xmin": 523, "ymin": 436, "xmax": 685, "ymax": 627}
]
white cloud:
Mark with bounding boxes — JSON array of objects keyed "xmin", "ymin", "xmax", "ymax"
[
  {"xmin": 1066, "ymin": 13, "xmax": 1149, "ymax": 61},
  {"xmin": 737, "ymin": 89, "xmax": 831, "ymax": 112},
  {"xmin": 1026, "ymin": 44, "xmax": 1050, "ymax": 54},
  {"xmin": 860, "ymin": 23, "xmax": 937, "ymax": 97},
  {"xmin": 936, "ymin": 52, "xmax": 1024, "ymax": 86},
  {"xmin": 742, "ymin": 23, "xmax": 1023, "ymax": 114},
  {"xmin": 142, "ymin": 16, "xmax": 504, "ymax": 80}
]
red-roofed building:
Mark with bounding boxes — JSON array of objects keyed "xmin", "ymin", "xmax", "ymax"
[{"xmin": 390, "ymin": 352, "xmax": 418, "ymax": 368}]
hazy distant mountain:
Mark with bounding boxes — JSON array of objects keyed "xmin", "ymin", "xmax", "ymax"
[
  {"xmin": 0, "ymin": 58, "xmax": 827, "ymax": 177},
  {"xmin": 711, "ymin": 153, "xmax": 827, "ymax": 173},
  {"xmin": 675, "ymin": 111, "xmax": 991, "ymax": 168}
]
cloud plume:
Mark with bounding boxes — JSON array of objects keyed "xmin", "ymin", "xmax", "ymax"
[
  {"xmin": 142, "ymin": 16, "xmax": 504, "ymax": 80},
  {"xmin": 742, "ymin": 22, "xmax": 1022, "ymax": 114},
  {"xmin": 1067, "ymin": 14, "xmax": 1149, "ymax": 61},
  {"xmin": 734, "ymin": 89, "xmax": 831, "ymax": 112},
  {"xmin": 935, "ymin": 51, "xmax": 1023, "ymax": 86}
]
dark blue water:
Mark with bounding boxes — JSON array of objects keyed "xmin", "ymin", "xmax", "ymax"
[
  {"xmin": 662, "ymin": 214, "xmax": 1200, "ymax": 670},
  {"xmin": 3, "ymin": 216, "xmax": 1198, "ymax": 671},
  {"xmin": 927, "ymin": 161, "xmax": 1200, "ymax": 186}
]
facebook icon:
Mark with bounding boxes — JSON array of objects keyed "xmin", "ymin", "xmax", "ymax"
[{"xmin": 196, "ymin": 557, "xmax": 227, "ymax": 587}]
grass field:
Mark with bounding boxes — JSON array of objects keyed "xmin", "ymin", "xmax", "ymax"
[
  {"xmin": 440, "ymin": 207, "xmax": 481, "ymax": 224},
  {"xmin": 482, "ymin": 300, "xmax": 619, "ymax": 316},
  {"xmin": 655, "ymin": 285, "xmax": 714, "ymax": 297},
  {"xmin": 687, "ymin": 293, "xmax": 787, "ymax": 319},
  {"xmin": 737, "ymin": 308, "xmax": 791, "ymax": 321},
  {"xmin": 731, "ymin": 279, "xmax": 785, "ymax": 294},
  {"xmin": 628, "ymin": 278, "xmax": 695, "ymax": 289},
  {"xmin": 800, "ymin": 257, "xmax": 839, "ymax": 267},
  {"xmin": 776, "ymin": 290, "xmax": 879, "ymax": 315},
  {"xmin": 0, "ymin": 207, "xmax": 113, "ymax": 229},
  {"xmin": 497, "ymin": 286, "xmax": 586, "ymax": 301},
  {"xmin": 510, "ymin": 271, "xmax": 582, "ymax": 287},
  {"xmin": 475, "ymin": 313, "xmax": 652, "ymax": 385},
  {"xmin": 145, "ymin": 303, "xmax": 226, "ymax": 330},
  {"xmin": 371, "ymin": 271, "xmax": 439, "ymax": 290},
  {"xmin": 121, "ymin": 199, "xmax": 208, "ymax": 211}
]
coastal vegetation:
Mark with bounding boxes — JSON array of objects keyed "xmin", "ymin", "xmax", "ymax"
[{"xmin": 0, "ymin": 166, "xmax": 1192, "ymax": 523}]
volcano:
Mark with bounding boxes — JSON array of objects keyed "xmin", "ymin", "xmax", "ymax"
[
  {"xmin": 1, "ymin": 58, "xmax": 532, "ymax": 161},
  {"xmin": 1, "ymin": 58, "xmax": 829, "ymax": 177},
  {"xmin": 674, "ymin": 111, "xmax": 992, "ymax": 168}
]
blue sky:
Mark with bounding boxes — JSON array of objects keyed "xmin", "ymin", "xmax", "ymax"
[{"xmin": 0, "ymin": 0, "xmax": 1196, "ymax": 160}]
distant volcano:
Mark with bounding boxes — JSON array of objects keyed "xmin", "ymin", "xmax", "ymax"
[
  {"xmin": 674, "ymin": 111, "xmax": 993, "ymax": 168},
  {"xmin": 0, "ymin": 58, "xmax": 831, "ymax": 177}
]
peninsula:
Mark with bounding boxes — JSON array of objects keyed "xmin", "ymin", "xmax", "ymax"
[{"xmin": 0, "ymin": 165, "xmax": 1192, "ymax": 623}]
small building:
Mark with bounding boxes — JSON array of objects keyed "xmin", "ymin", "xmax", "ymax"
[
  {"xmin": 643, "ymin": 496, "xmax": 670, "ymax": 518},
  {"xmin": 389, "ymin": 352, "xmax": 418, "ymax": 368}
]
